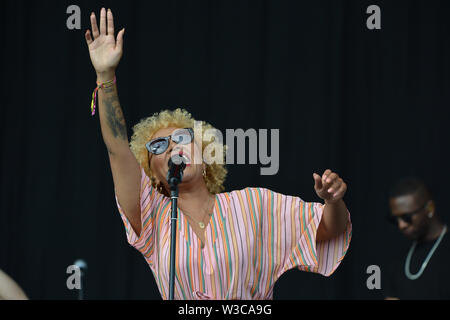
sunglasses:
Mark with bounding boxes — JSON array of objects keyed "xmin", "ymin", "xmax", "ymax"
[
  {"xmin": 145, "ymin": 128, "xmax": 194, "ymax": 155},
  {"xmin": 386, "ymin": 201, "xmax": 429, "ymax": 225}
]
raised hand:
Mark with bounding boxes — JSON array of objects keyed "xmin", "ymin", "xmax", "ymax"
[
  {"xmin": 85, "ymin": 8, "xmax": 125, "ymax": 78},
  {"xmin": 313, "ymin": 169, "xmax": 347, "ymax": 204}
]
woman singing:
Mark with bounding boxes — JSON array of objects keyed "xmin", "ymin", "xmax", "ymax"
[{"xmin": 85, "ymin": 8, "xmax": 352, "ymax": 300}]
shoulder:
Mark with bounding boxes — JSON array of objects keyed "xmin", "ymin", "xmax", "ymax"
[
  {"xmin": 221, "ymin": 187, "xmax": 271, "ymax": 200},
  {"xmin": 221, "ymin": 187, "xmax": 307, "ymax": 202},
  {"xmin": 220, "ymin": 187, "xmax": 300, "ymax": 210},
  {"xmin": 215, "ymin": 188, "xmax": 269, "ymax": 211}
]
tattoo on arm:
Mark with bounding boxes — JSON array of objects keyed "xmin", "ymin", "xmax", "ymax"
[{"xmin": 103, "ymin": 87, "xmax": 127, "ymax": 140}]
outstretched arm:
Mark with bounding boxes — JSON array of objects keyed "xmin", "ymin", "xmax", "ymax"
[
  {"xmin": 85, "ymin": 8, "xmax": 127, "ymax": 155},
  {"xmin": 85, "ymin": 8, "xmax": 142, "ymax": 235}
]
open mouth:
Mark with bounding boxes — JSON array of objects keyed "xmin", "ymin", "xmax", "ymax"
[{"xmin": 176, "ymin": 150, "xmax": 191, "ymax": 166}]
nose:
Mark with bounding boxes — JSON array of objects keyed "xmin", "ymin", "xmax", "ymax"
[
  {"xmin": 166, "ymin": 139, "xmax": 177, "ymax": 154},
  {"xmin": 166, "ymin": 140, "xmax": 187, "ymax": 157},
  {"xmin": 398, "ymin": 219, "xmax": 409, "ymax": 231}
]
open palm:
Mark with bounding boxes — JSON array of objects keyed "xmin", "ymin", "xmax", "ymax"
[{"xmin": 85, "ymin": 8, "xmax": 125, "ymax": 74}]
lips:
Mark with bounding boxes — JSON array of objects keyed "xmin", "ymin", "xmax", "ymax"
[{"xmin": 176, "ymin": 150, "xmax": 191, "ymax": 166}]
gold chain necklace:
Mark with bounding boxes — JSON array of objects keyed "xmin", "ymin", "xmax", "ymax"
[
  {"xmin": 182, "ymin": 196, "xmax": 215, "ymax": 229},
  {"xmin": 405, "ymin": 225, "xmax": 447, "ymax": 280}
]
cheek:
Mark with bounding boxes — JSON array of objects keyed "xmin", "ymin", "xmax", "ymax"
[
  {"xmin": 412, "ymin": 215, "xmax": 427, "ymax": 228},
  {"xmin": 150, "ymin": 156, "xmax": 166, "ymax": 175},
  {"xmin": 191, "ymin": 142, "xmax": 203, "ymax": 164}
]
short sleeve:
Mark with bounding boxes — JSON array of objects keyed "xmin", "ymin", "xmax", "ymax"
[
  {"xmin": 114, "ymin": 166, "xmax": 164, "ymax": 264},
  {"xmin": 257, "ymin": 188, "xmax": 352, "ymax": 280}
]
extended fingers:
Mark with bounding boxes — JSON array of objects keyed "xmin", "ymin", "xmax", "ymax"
[
  {"xmin": 85, "ymin": 29, "xmax": 93, "ymax": 45},
  {"xmin": 100, "ymin": 8, "xmax": 107, "ymax": 35},
  {"xmin": 90, "ymin": 11, "xmax": 99, "ymax": 39},
  {"xmin": 116, "ymin": 28, "xmax": 125, "ymax": 51},
  {"xmin": 89, "ymin": 8, "xmax": 115, "ymax": 40},
  {"xmin": 107, "ymin": 8, "xmax": 115, "ymax": 36},
  {"xmin": 313, "ymin": 173, "xmax": 323, "ymax": 190}
]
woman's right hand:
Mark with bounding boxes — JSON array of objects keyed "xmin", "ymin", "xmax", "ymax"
[{"xmin": 85, "ymin": 8, "xmax": 125, "ymax": 80}]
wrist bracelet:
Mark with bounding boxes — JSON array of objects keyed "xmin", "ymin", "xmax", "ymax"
[{"xmin": 90, "ymin": 76, "xmax": 116, "ymax": 116}]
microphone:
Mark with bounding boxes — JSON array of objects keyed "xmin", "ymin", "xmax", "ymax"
[
  {"xmin": 74, "ymin": 259, "xmax": 87, "ymax": 274},
  {"xmin": 167, "ymin": 153, "xmax": 187, "ymax": 188}
]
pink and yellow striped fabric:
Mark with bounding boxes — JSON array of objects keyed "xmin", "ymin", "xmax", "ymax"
[{"xmin": 115, "ymin": 167, "xmax": 352, "ymax": 300}]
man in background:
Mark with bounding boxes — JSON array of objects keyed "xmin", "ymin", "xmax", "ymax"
[{"xmin": 385, "ymin": 177, "xmax": 450, "ymax": 299}]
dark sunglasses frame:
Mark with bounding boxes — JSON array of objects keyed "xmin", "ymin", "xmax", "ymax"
[
  {"xmin": 386, "ymin": 200, "xmax": 430, "ymax": 225},
  {"xmin": 145, "ymin": 128, "xmax": 194, "ymax": 155}
]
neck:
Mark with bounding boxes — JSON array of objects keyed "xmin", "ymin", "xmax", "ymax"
[{"xmin": 176, "ymin": 179, "xmax": 214, "ymax": 220}]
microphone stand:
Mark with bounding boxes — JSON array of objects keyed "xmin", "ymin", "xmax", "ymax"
[
  {"xmin": 168, "ymin": 175, "xmax": 182, "ymax": 300},
  {"xmin": 73, "ymin": 259, "xmax": 87, "ymax": 300},
  {"xmin": 79, "ymin": 270, "xmax": 85, "ymax": 300},
  {"xmin": 167, "ymin": 154, "xmax": 185, "ymax": 300}
]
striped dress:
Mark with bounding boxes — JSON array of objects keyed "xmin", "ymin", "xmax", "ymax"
[{"xmin": 115, "ymin": 167, "xmax": 352, "ymax": 300}]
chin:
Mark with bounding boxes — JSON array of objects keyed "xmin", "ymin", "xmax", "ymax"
[
  {"xmin": 404, "ymin": 234, "xmax": 416, "ymax": 240},
  {"xmin": 405, "ymin": 231, "xmax": 423, "ymax": 241},
  {"xmin": 179, "ymin": 166, "xmax": 197, "ymax": 182}
]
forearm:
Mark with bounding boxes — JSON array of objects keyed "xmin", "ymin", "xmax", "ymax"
[
  {"xmin": 319, "ymin": 199, "xmax": 349, "ymax": 239},
  {"xmin": 96, "ymin": 71, "xmax": 129, "ymax": 155}
]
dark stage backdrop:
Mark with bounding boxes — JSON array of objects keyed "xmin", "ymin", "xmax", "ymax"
[{"xmin": 1, "ymin": 0, "xmax": 449, "ymax": 299}]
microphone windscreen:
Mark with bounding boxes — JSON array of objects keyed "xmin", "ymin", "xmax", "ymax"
[
  {"xmin": 74, "ymin": 259, "xmax": 87, "ymax": 270},
  {"xmin": 169, "ymin": 154, "xmax": 186, "ymax": 166}
]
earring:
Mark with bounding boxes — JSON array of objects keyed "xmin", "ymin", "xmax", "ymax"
[
  {"xmin": 428, "ymin": 211, "xmax": 434, "ymax": 218},
  {"xmin": 152, "ymin": 177, "xmax": 163, "ymax": 193},
  {"xmin": 202, "ymin": 167, "xmax": 207, "ymax": 179}
]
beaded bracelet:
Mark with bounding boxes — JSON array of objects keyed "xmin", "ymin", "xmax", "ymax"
[{"xmin": 90, "ymin": 76, "xmax": 116, "ymax": 116}]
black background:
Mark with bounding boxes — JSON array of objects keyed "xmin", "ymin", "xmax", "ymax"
[{"xmin": 1, "ymin": 0, "xmax": 449, "ymax": 299}]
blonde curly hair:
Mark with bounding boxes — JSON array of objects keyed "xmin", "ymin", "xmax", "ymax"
[{"xmin": 129, "ymin": 108, "xmax": 227, "ymax": 195}]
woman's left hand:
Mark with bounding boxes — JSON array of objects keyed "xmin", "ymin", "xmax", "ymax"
[{"xmin": 313, "ymin": 169, "xmax": 347, "ymax": 204}]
